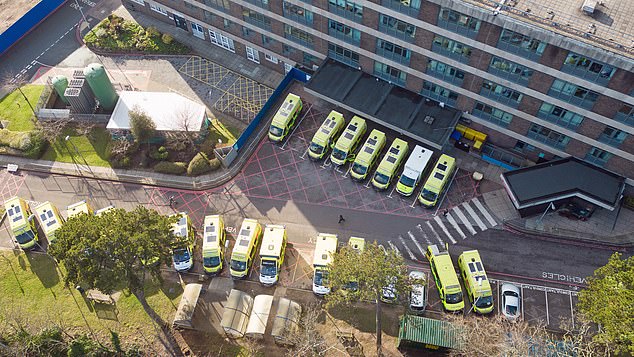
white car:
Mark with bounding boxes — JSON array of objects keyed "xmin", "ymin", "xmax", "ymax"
[
  {"xmin": 380, "ymin": 276, "xmax": 398, "ymax": 303},
  {"xmin": 409, "ymin": 271, "xmax": 427, "ymax": 312},
  {"xmin": 501, "ymin": 283, "xmax": 521, "ymax": 321}
]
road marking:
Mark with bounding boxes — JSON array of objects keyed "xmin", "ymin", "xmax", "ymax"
[
  {"xmin": 416, "ymin": 224, "xmax": 433, "ymax": 246},
  {"xmin": 408, "ymin": 230, "xmax": 428, "ymax": 255},
  {"xmin": 387, "ymin": 240, "xmax": 401, "ymax": 256},
  {"xmin": 545, "ymin": 290, "xmax": 550, "ymax": 326},
  {"xmin": 452, "ymin": 206, "xmax": 477, "ymax": 235},
  {"xmin": 398, "ymin": 235, "xmax": 416, "ymax": 260},
  {"xmin": 433, "ymin": 216, "xmax": 456, "ymax": 244},
  {"xmin": 446, "ymin": 213, "xmax": 466, "ymax": 239},
  {"xmin": 472, "ymin": 197, "xmax": 497, "ymax": 226},
  {"xmin": 462, "ymin": 201, "xmax": 487, "ymax": 232},
  {"xmin": 426, "ymin": 221, "xmax": 444, "ymax": 245}
]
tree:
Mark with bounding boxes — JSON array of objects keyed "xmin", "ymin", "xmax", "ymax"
[
  {"xmin": 169, "ymin": 104, "xmax": 200, "ymax": 149},
  {"xmin": 128, "ymin": 106, "xmax": 156, "ymax": 145},
  {"xmin": 48, "ymin": 206, "xmax": 181, "ymax": 356},
  {"xmin": 577, "ymin": 252, "xmax": 634, "ymax": 355},
  {"xmin": 285, "ymin": 303, "xmax": 326, "ymax": 357},
  {"xmin": 326, "ymin": 241, "xmax": 411, "ymax": 356}
]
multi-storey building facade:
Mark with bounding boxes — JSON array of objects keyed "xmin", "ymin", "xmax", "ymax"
[{"xmin": 123, "ymin": 0, "xmax": 634, "ymax": 181}]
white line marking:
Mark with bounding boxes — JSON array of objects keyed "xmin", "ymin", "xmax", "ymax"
[
  {"xmin": 387, "ymin": 241, "xmax": 401, "ymax": 256},
  {"xmin": 545, "ymin": 290, "xmax": 550, "ymax": 326},
  {"xmin": 446, "ymin": 213, "xmax": 466, "ymax": 239},
  {"xmin": 426, "ymin": 221, "xmax": 444, "ymax": 245},
  {"xmin": 472, "ymin": 197, "xmax": 497, "ymax": 226},
  {"xmin": 462, "ymin": 202, "xmax": 487, "ymax": 231},
  {"xmin": 416, "ymin": 224, "xmax": 433, "ymax": 246},
  {"xmin": 452, "ymin": 206, "xmax": 477, "ymax": 235},
  {"xmin": 398, "ymin": 235, "xmax": 416, "ymax": 260},
  {"xmin": 408, "ymin": 230, "xmax": 428, "ymax": 255},
  {"xmin": 434, "ymin": 216, "xmax": 456, "ymax": 244}
]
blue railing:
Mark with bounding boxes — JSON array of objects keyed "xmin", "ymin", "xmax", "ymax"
[{"xmin": 233, "ymin": 68, "xmax": 310, "ymax": 151}]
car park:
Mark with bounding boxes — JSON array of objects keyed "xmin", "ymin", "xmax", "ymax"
[{"xmin": 501, "ymin": 283, "xmax": 521, "ymax": 321}]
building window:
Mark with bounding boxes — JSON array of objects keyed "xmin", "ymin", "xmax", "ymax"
[
  {"xmin": 246, "ymin": 46, "xmax": 260, "ymax": 63},
  {"xmin": 208, "ymin": 29, "xmax": 235, "ymax": 52},
  {"xmin": 328, "ymin": 0, "xmax": 363, "ymax": 22},
  {"xmin": 129, "ymin": 0, "xmax": 144, "ymax": 5},
  {"xmin": 421, "ymin": 81, "xmax": 458, "ymax": 107},
  {"xmin": 203, "ymin": 10, "xmax": 214, "ymax": 22},
  {"xmin": 562, "ymin": 52, "xmax": 615, "ymax": 86},
  {"xmin": 303, "ymin": 52, "xmax": 320, "ymax": 68},
  {"xmin": 328, "ymin": 20, "xmax": 361, "ymax": 46},
  {"xmin": 328, "ymin": 42, "xmax": 359, "ymax": 67},
  {"xmin": 489, "ymin": 57, "xmax": 533, "ymax": 85},
  {"xmin": 614, "ymin": 104, "xmax": 634, "ymax": 126},
  {"xmin": 265, "ymin": 53, "xmax": 279, "ymax": 64},
  {"xmin": 480, "ymin": 81, "xmax": 523, "ymax": 108},
  {"xmin": 373, "ymin": 61, "xmax": 406, "ymax": 86},
  {"xmin": 284, "ymin": 24, "xmax": 314, "ymax": 48},
  {"xmin": 548, "ymin": 80, "xmax": 598, "ymax": 110},
  {"xmin": 283, "ymin": 44, "xmax": 298, "ymax": 56},
  {"xmin": 438, "ymin": 8, "xmax": 480, "ymax": 38},
  {"xmin": 242, "ymin": 8, "xmax": 272, "ymax": 31},
  {"xmin": 243, "ymin": 0, "xmax": 268, "ymax": 9},
  {"xmin": 598, "ymin": 126, "xmax": 627, "ymax": 147},
  {"xmin": 223, "ymin": 19, "xmax": 233, "ymax": 29},
  {"xmin": 242, "ymin": 26, "xmax": 253, "ymax": 38},
  {"xmin": 497, "ymin": 29, "xmax": 546, "ymax": 60},
  {"xmin": 513, "ymin": 140, "xmax": 535, "ymax": 153},
  {"xmin": 537, "ymin": 103, "xmax": 584, "ymax": 130},
  {"xmin": 283, "ymin": 2, "xmax": 313, "ymax": 25},
  {"xmin": 585, "ymin": 147, "xmax": 612, "ymax": 166},
  {"xmin": 380, "ymin": 0, "xmax": 421, "ymax": 17},
  {"xmin": 184, "ymin": 1, "xmax": 196, "ymax": 9},
  {"xmin": 527, "ymin": 124, "xmax": 570, "ymax": 150},
  {"xmin": 427, "ymin": 59, "xmax": 464, "ymax": 85},
  {"xmin": 378, "ymin": 14, "xmax": 416, "ymax": 42},
  {"xmin": 203, "ymin": 0, "xmax": 230, "ymax": 12},
  {"xmin": 149, "ymin": 3, "xmax": 168, "ymax": 15},
  {"xmin": 376, "ymin": 39, "xmax": 410, "ymax": 65},
  {"xmin": 473, "ymin": 102, "xmax": 513, "ymax": 127},
  {"xmin": 432, "ymin": 35, "xmax": 471, "ymax": 64}
]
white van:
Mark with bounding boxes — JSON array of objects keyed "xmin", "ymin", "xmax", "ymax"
[{"xmin": 395, "ymin": 145, "xmax": 434, "ymax": 197}]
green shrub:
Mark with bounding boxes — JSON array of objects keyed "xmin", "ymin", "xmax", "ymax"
[
  {"xmin": 149, "ymin": 146, "xmax": 168, "ymax": 160},
  {"xmin": 146, "ymin": 26, "xmax": 160, "ymax": 37},
  {"xmin": 111, "ymin": 156, "xmax": 131, "ymax": 168},
  {"xmin": 209, "ymin": 158, "xmax": 221, "ymax": 171},
  {"xmin": 0, "ymin": 129, "xmax": 31, "ymax": 150},
  {"xmin": 24, "ymin": 131, "xmax": 48, "ymax": 159},
  {"xmin": 154, "ymin": 161, "xmax": 186, "ymax": 174},
  {"xmin": 161, "ymin": 33, "xmax": 173, "ymax": 45},
  {"xmin": 187, "ymin": 152, "xmax": 212, "ymax": 176}
]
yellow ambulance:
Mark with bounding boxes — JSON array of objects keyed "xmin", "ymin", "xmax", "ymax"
[
  {"xmin": 230, "ymin": 218, "xmax": 263, "ymax": 279},
  {"xmin": 4, "ymin": 196, "xmax": 38, "ymax": 250},
  {"xmin": 34, "ymin": 201, "xmax": 64, "ymax": 245},
  {"xmin": 372, "ymin": 138, "xmax": 409, "ymax": 190},
  {"xmin": 308, "ymin": 111, "xmax": 345, "ymax": 160},
  {"xmin": 202, "ymin": 215, "xmax": 226, "ymax": 274},
  {"xmin": 330, "ymin": 115, "xmax": 367, "ymax": 166},
  {"xmin": 350, "ymin": 129, "xmax": 386, "ymax": 181},
  {"xmin": 269, "ymin": 93, "xmax": 303, "ymax": 142}
]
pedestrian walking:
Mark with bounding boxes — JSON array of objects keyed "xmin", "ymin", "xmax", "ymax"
[
  {"xmin": 169, "ymin": 195, "xmax": 175, "ymax": 207},
  {"xmin": 338, "ymin": 215, "xmax": 345, "ymax": 223},
  {"xmin": 442, "ymin": 209, "xmax": 449, "ymax": 217}
]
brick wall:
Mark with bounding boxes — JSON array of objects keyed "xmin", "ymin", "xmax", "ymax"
[
  {"xmin": 608, "ymin": 69, "xmax": 634, "ymax": 94},
  {"xmin": 576, "ymin": 118, "xmax": 604, "ymax": 140},
  {"xmin": 419, "ymin": 1, "xmax": 439, "ymax": 24},
  {"xmin": 565, "ymin": 139, "xmax": 592, "ymax": 159},
  {"xmin": 527, "ymin": 71, "xmax": 555, "ymax": 93},
  {"xmin": 475, "ymin": 21, "xmax": 501, "ymax": 47},
  {"xmin": 605, "ymin": 156, "xmax": 634, "ymax": 179},
  {"xmin": 539, "ymin": 43, "xmax": 567, "ymax": 70}
]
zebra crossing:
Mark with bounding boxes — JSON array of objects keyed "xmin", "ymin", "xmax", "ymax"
[{"xmin": 388, "ymin": 197, "xmax": 499, "ymax": 261}]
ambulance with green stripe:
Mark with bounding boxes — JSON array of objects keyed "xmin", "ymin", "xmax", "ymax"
[
  {"xmin": 308, "ymin": 111, "xmax": 345, "ymax": 160},
  {"xmin": 330, "ymin": 115, "xmax": 367, "ymax": 166},
  {"xmin": 34, "ymin": 201, "xmax": 64, "ymax": 245},
  {"xmin": 269, "ymin": 93, "xmax": 303, "ymax": 142},
  {"xmin": 372, "ymin": 138, "xmax": 409, "ymax": 190},
  {"xmin": 4, "ymin": 196, "xmax": 38, "ymax": 250},
  {"xmin": 350, "ymin": 129, "xmax": 386, "ymax": 181}
]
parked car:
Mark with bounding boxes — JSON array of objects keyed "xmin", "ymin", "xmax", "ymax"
[
  {"xmin": 409, "ymin": 271, "xmax": 427, "ymax": 313},
  {"xmin": 501, "ymin": 283, "xmax": 521, "ymax": 321},
  {"xmin": 380, "ymin": 275, "xmax": 398, "ymax": 303},
  {"xmin": 558, "ymin": 202, "xmax": 595, "ymax": 221}
]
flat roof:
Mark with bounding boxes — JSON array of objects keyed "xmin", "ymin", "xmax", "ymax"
[
  {"xmin": 502, "ymin": 157, "xmax": 625, "ymax": 210},
  {"xmin": 460, "ymin": 0, "xmax": 634, "ymax": 59},
  {"xmin": 107, "ymin": 91, "xmax": 206, "ymax": 132},
  {"xmin": 305, "ymin": 59, "xmax": 462, "ymax": 150}
]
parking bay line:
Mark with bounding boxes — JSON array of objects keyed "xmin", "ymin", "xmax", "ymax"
[
  {"xmin": 433, "ymin": 216, "xmax": 456, "ymax": 244},
  {"xmin": 452, "ymin": 206, "xmax": 477, "ymax": 235},
  {"xmin": 462, "ymin": 201, "xmax": 487, "ymax": 232},
  {"xmin": 280, "ymin": 104, "xmax": 312, "ymax": 150},
  {"xmin": 445, "ymin": 213, "xmax": 467, "ymax": 239},
  {"xmin": 471, "ymin": 197, "xmax": 497, "ymax": 227}
]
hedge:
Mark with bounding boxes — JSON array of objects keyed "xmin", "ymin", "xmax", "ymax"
[
  {"xmin": 0, "ymin": 129, "xmax": 31, "ymax": 150},
  {"xmin": 154, "ymin": 161, "xmax": 187, "ymax": 174},
  {"xmin": 187, "ymin": 152, "xmax": 211, "ymax": 176}
]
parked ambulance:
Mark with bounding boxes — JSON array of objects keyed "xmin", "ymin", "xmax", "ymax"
[
  {"xmin": 259, "ymin": 224, "xmax": 287, "ymax": 285},
  {"xmin": 202, "ymin": 215, "xmax": 226, "ymax": 274},
  {"xmin": 308, "ymin": 111, "xmax": 345, "ymax": 160},
  {"xmin": 269, "ymin": 93, "xmax": 303, "ymax": 142}
]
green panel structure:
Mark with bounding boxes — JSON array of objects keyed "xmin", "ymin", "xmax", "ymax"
[
  {"xmin": 83, "ymin": 63, "xmax": 118, "ymax": 111},
  {"xmin": 397, "ymin": 315, "xmax": 460, "ymax": 351},
  {"xmin": 52, "ymin": 75, "xmax": 69, "ymax": 105}
]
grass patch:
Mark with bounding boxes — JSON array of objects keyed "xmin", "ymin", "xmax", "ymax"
[
  {"xmin": 84, "ymin": 15, "xmax": 189, "ymax": 54},
  {"xmin": 207, "ymin": 119, "xmax": 239, "ymax": 145},
  {"xmin": 41, "ymin": 127, "xmax": 112, "ymax": 167},
  {"xmin": 0, "ymin": 251, "xmax": 183, "ymax": 351},
  {"xmin": 0, "ymin": 85, "xmax": 44, "ymax": 132}
]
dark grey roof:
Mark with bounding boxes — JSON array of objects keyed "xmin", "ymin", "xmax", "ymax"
[
  {"xmin": 305, "ymin": 59, "xmax": 461, "ymax": 150},
  {"xmin": 502, "ymin": 157, "xmax": 625, "ymax": 209}
]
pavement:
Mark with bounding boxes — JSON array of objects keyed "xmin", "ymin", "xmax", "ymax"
[{"xmin": 1, "ymin": 0, "xmax": 633, "ymax": 252}]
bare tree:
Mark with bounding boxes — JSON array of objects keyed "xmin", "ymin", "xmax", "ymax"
[
  {"xmin": 285, "ymin": 303, "xmax": 326, "ymax": 357},
  {"xmin": 36, "ymin": 118, "xmax": 72, "ymax": 143},
  {"xmin": 169, "ymin": 103, "xmax": 201, "ymax": 149},
  {"xmin": 558, "ymin": 316, "xmax": 613, "ymax": 357}
]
